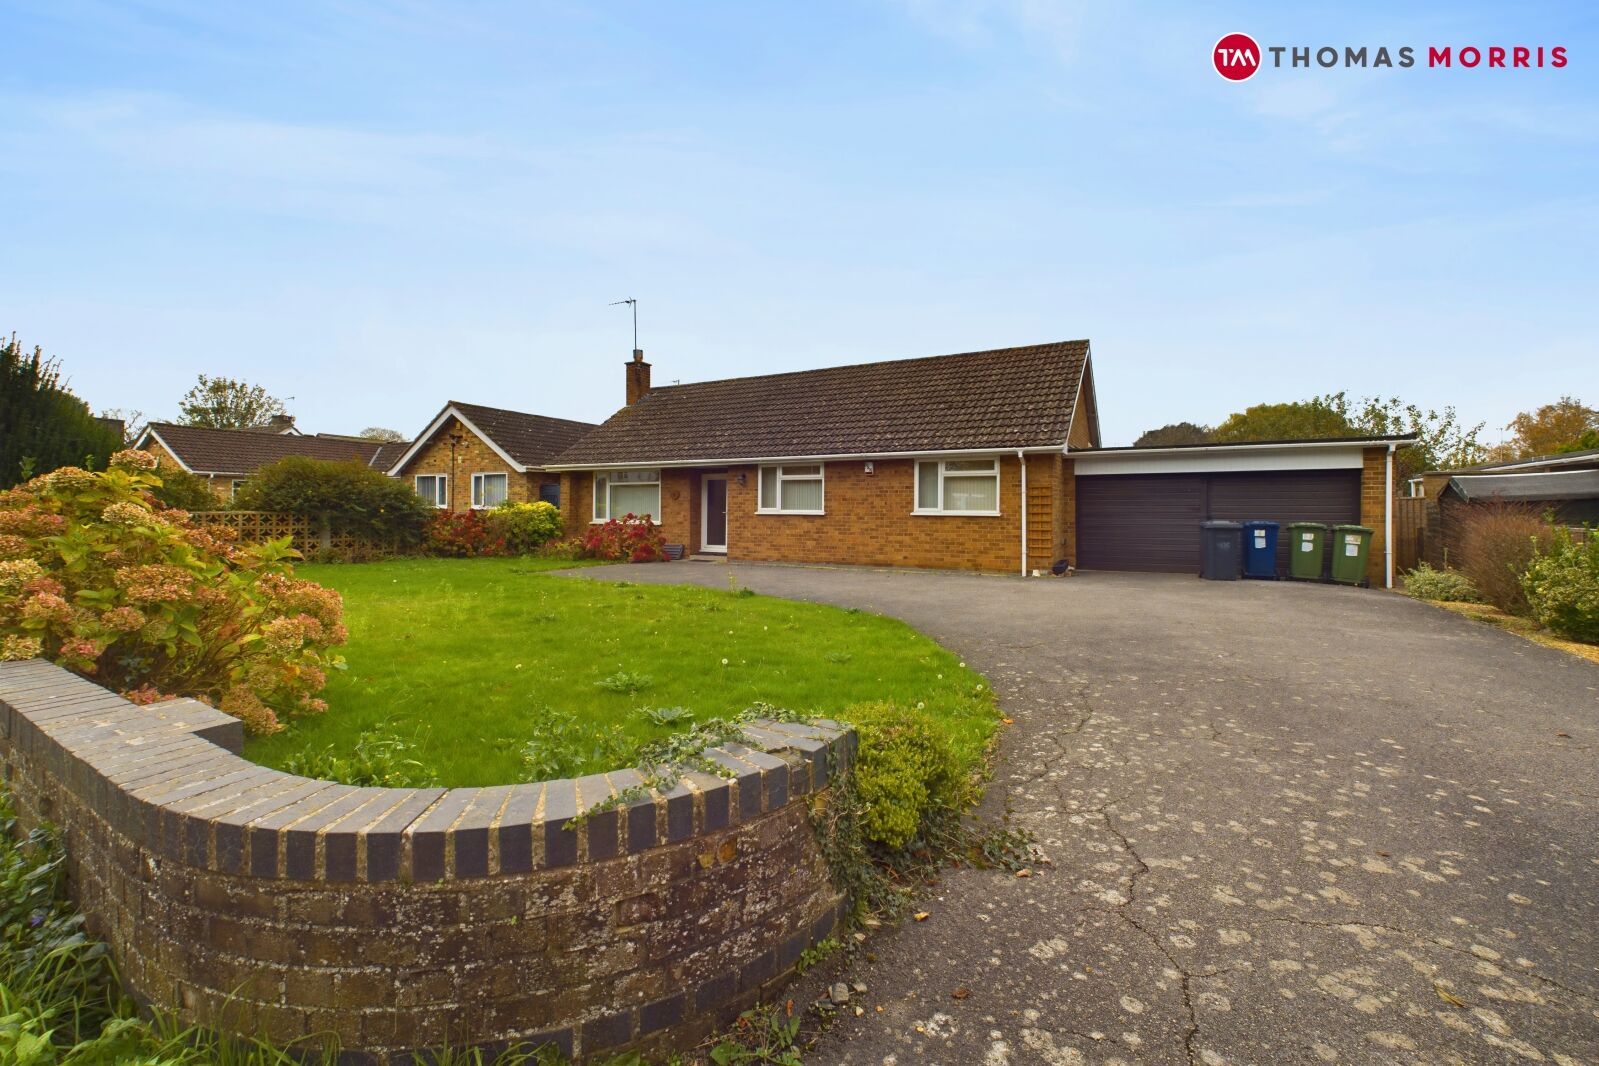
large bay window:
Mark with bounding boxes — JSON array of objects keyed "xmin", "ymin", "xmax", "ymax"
[
  {"xmin": 914, "ymin": 458, "xmax": 1000, "ymax": 515},
  {"xmin": 757, "ymin": 464, "xmax": 825, "ymax": 514},
  {"xmin": 472, "ymin": 472, "xmax": 509, "ymax": 509},
  {"xmin": 593, "ymin": 469, "xmax": 661, "ymax": 521},
  {"xmin": 415, "ymin": 474, "xmax": 448, "ymax": 508}
]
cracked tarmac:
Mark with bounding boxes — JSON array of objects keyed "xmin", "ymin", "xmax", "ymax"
[{"xmin": 568, "ymin": 564, "xmax": 1599, "ymax": 1065}]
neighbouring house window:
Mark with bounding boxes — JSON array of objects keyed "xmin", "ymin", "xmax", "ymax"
[
  {"xmin": 593, "ymin": 469, "xmax": 660, "ymax": 521},
  {"xmin": 229, "ymin": 480, "xmax": 248, "ymax": 500},
  {"xmin": 757, "ymin": 464, "xmax": 825, "ymax": 513},
  {"xmin": 472, "ymin": 472, "xmax": 509, "ymax": 509},
  {"xmin": 415, "ymin": 474, "xmax": 448, "ymax": 508},
  {"xmin": 914, "ymin": 458, "xmax": 1000, "ymax": 515},
  {"xmin": 539, "ymin": 482, "xmax": 560, "ymax": 507}
]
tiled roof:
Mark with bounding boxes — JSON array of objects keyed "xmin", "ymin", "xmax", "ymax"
[
  {"xmin": 551, "ymin": 341, "xmax": 1092, "ymax": 466},
  {"xmin": 448, "ymin": 403, "xmax": 598, "ymax": 468},
  {"xmin": 140, "ymin": 423, "xmax": 397, "ymax": 476}
]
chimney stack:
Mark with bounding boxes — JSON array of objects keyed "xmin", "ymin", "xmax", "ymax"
[{"xmin": 625, "ymin": 349, "xmax": 652, "ymax": 406}]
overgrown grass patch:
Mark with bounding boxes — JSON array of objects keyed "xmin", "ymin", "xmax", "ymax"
[{"xmin": 245, "ymin": 558, "xmax": 998, "ymax": 786}]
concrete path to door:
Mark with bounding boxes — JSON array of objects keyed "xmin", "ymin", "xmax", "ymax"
[{"xmin": 565, "ymin": 563, "xmax": 1599, "ymax": 1065}]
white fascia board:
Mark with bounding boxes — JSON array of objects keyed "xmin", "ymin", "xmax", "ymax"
[
  {"xmin": 136, "ymin": 427, "xmax": 197, "ymax": 474},
  {"xmin": 546, "ymin": 444, "xmax": 1065, "ymax": 473},
  {"xmin": 1076, "ymin": 443, "xmax": 1368, "ymax": 476}
]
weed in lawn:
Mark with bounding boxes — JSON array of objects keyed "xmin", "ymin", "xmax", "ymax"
[
  {"xmin": 521, "ymin": 708, "xmax": 634, "ymax": 782},
  {"xmin": 594, "ymin": 669, "xmax": 654, "ymax": 695},
  {"xmin": 284, "ymin": 727, "xmax": 438, "ymax": 787},
  {"xmin": 641, "ymin": 705, "xmax": 694, "ymax": 727}
]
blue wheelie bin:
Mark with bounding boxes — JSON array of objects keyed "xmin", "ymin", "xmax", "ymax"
[{"xmin": 1240, "ymin": 520, "xmax": 1280, "ymax": 579}]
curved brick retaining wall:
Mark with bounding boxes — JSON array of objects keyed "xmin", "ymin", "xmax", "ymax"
[{"xmin": 0, "ymin": 660, "xmax": 854, "ymax": 1063}]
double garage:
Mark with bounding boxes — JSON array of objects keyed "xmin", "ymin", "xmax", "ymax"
[{"xmin": 1071, "ymin": 439, "xmax": 1396, "ymax": 584}]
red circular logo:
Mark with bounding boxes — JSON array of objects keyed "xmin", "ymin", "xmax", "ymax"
[{"xmin": 1213, "ymin": 32, "xmax": 1261, "ymax": 80}]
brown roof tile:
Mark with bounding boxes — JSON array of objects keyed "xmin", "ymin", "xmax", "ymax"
[
  {"xmin": 551, "ymin": 341, "xmax": 1092, "ymax": 466},
  {"xmin": 140, "ymin": 423, "xmax": 396, "ymax": 476},
  {"xmin": 447, "ymin": 402, "xmax": 598, "ymax": 469}
]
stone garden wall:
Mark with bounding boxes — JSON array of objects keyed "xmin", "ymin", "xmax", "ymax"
[{"xmin": 0, "ymin": 659, "xmax": 853, "ymax": 1063}]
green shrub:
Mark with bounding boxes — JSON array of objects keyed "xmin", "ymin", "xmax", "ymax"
[
  {"xmin": 1403, "ymin": 563, "xmax": 1481, "ymax": 603},
  {"xmin": 232, "ymin": 456, "xmax": 430, "ymax": 545},
  {"xmin": 489, "ymin": 500, "xmax": 563, "ymax": 554},
  {"xmin": 1455, "ymin": 502, "xmax": 1557, "ymax": 615},
  {"xmin": 283, "ymin": 728, "xmax": 438, "ymax": 787},
  {"xmin": 146, "ymin": 464, "xmax": 221, "ymax": 512},
  {"xmin": 0, "ymin": 337, "xmax": 122, "ymax": 489},
  {"xmin": 841, "ymin": 701, "xmax": 964, "ymax": 850},
  {"xmin": 1521, "ymin": 529, "xmax": 1599, "ymax": 643},
  {"xmin": 538, "ymin": 537, "xmax": 587, "ymax": 561},
  {"xmin": 0, "ymin": 450, "xmax": 346, "ymax": 734}
]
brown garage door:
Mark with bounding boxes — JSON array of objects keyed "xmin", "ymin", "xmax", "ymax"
[{"xmin": 1076, "ymin": 470, "xmax": 1361, "ymax": 574}]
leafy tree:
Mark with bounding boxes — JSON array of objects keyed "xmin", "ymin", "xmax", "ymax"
[
  {"xmin": 358, "ymin": 426, "xmax": 406, "ymax": 442},
  {"xmin": 231, "ymin": 456, "xmax": 430, "ymax": 543},
  {"xmin": 1134, "ymin": 422, "xmax": 1214, "ymax": 447},
  {"xmin": 1211, "ymin": 397, "xmax": 1355, "ymax": 443},
  {"xmin": 177, "ymin": 374, "xmax": 288, "ymax": 429},
  {"xmin": 1209, "ymin": 392, "xmax": 1485, "ymax": 481},
  {"xmin": 1497, "ymin": 397, "xmax": 1598, "ymax": 459},
  {"xmin": 0, "ymin": 335, "xmax": 122, "ymax": 488},
  {"xmin": 1558, "ymin": 428, "xmax": 1599, "ymax": 454}
]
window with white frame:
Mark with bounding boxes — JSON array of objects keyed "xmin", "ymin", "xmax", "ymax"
[
  {"xmin": 229, "ymin": 479, "xmax": 248, "ymax": 500},
  {"xmin": 914, "ymin": 458, "xmax": 1000, "ymax": 515},
  {"xmin": 593, "ymin": 469, "xmax": 661, "ymax": 521},
  {"xmin": 414, "ymin": 474, "xmax": 448, "ymax": 508},
  {"xmin": 472, "ymin": 472, "xmax": 509, "ymax": 509},
  {"xmin": 757, "ymin": 464, "xmax": 825, "ymax": 513}
]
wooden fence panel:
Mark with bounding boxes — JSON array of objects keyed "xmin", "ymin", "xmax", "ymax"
[
  {"xmin": 188, "ymin": 511, "xmax": 400, "ymax": 560},
  {"xmin": 1394, "ymin": 497, "xmax": 1425, "ymax": 573}
]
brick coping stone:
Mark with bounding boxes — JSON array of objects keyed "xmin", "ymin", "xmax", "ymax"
[{"xmin": 0, "ymin": 659, "xmax": 855, "ymax": 1063}]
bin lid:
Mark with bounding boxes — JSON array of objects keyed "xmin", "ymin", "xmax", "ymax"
[
  {"xmin": 1200, "ymin": 520, "xmax": 1242, "ymax": 529},
  {"xmin": 1285, "ymin": 521, "xmax": 1329, "ymax": 530},
  {"xmin": 1331, "ymin": 524, "xmax": 1373, "ymax": 533},
  {"xmin": 1240, "ymin": 520, "xmax": 1280, "ymax": 529}
]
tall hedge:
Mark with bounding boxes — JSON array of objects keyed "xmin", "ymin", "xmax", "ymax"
[
  {"xmin": 0, "ymin": 337, "xmax": 121, "ymax": 489},
  {"xmin": 231, "ymin": 456, "xmax": 430, "ymax": 544}
]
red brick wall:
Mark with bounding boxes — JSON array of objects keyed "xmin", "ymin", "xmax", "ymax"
[
  {"xmin": 396, "ymin": 416, "xmax": 551, "ymax": 512},
  {"xmin": 0, "ymin": 661, "xmax": 850, "ymax": 1063},
  {"xmin": 1360, "ymin": 446, "xmax": 1392, "ymax": 587}
]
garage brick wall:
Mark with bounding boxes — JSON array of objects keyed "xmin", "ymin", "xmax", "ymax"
[{"xmin": 1360, "ymin": 446, "xmax": 1389, "ymax": 587}]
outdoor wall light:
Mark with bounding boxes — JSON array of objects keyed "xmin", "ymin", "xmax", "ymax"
[{"xmin": 736, "ymin": 472, "xmax": 747, "ymax": 486}]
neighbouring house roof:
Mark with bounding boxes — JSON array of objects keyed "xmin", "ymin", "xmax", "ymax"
[
  {"xmin": 1087, "ymin": 434, "xmax": 1417, "ymax": 454},
  {"xmin": 1425, "ymin": 447, "xmax": 1599, "ymax": 477},
  {"xmin": 386, "ymin": 402, "xmax": 599, "ymax": 475},
  {"xmin": 135, "ymin": 423, "xmax": 403, "ymax": 476},
  {"xmin": 1447, "ymin": 469, "xmax": 1599, "ymax": 502},
  {"xmin": 548, "ymin": 340, "xmax": 1096, "ymax": 468}
]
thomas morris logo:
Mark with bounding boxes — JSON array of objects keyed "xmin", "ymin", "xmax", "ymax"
[{"xmin": 1213, "ymin": 32, "xmax": 1567, "ymax": 81}]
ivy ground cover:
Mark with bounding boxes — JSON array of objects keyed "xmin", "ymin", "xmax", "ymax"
[{"xmin": 244, "ymin": 557, "xmax": 997, "ymax": 786}]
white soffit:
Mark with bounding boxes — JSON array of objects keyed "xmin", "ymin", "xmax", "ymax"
[{"xmin": 1076, "ymin": 445, "xmax": 1365, "ymax": 476}]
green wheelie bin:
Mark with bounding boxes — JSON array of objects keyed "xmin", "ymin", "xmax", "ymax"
[
  {"xmin": 1330, "ymin": 524, "xmax": 1373, "ymax": 586},
  {"xmin": 1286, "ymin": 522, "xmax": 1329, "ymax": 581}
]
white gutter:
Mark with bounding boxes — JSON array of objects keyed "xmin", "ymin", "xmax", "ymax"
[
  {"xmin": 1018, "ymin": 449, "xmax": 1027, "ymax": 577},
  {"xmin": 547, "ymin": 444, "xmax": 1066, "ymax": 473},
  {"xmin": 1385, "ymin": 443, "xmax": 1395, "ymax": 589},
  {"xmin": 1082, "ymin": 437, "xmax": 1415, "ymax": 459}
]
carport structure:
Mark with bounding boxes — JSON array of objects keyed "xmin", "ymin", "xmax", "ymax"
[{"xmin": 1071, "ymin": 436, "xmax": 1412, "ymax": 586}]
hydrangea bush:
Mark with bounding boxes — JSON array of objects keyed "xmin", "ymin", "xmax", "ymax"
[
  {"xmin": 582, "ymin": 514, "xmax": 668, "ymax": 562},
  {"xmin": 0, "ymin": 450, "xmax": 346, "ymax": 733}
]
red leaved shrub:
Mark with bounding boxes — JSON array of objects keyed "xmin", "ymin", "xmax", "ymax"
[
  {"xmin": 1454, "ymin": 501, "xmax": 1556, "ymax": 615},
  {"xmin": 423, "ymin": 510, "xmax": 507, "ymax": 557},
  {"xmin": 582, "ymin": 515, "xmax": 668, "ymax": 562}
]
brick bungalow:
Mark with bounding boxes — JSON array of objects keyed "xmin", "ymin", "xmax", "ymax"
[
  {"xmin": 385, "ymin": 402, "xmax": 597, "ymax": 513},
  {"xmin": 135, "ymin": 423, "xmax": 410, "ymax": 502},
  {"xmin": 547, "ymin": 342, "xmax": 1408, "ymax": 585},
  {"xmin": 547, "ymin": 342, "xmax": 1101, "ymax": 573}
]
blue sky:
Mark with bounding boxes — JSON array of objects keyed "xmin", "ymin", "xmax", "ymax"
[{"xmin": 2, "ymin": 2, "xmax": 1594, "ymax": 445}]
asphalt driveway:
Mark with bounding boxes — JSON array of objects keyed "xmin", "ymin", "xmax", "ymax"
[{"xmin": 568, "ymin": 562, "xmax": 1599, "ymax": 1065}]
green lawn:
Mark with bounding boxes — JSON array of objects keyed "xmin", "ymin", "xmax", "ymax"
[{"xmin": 245, "ymin": 557, "xmax": 998, "ymax": 786}]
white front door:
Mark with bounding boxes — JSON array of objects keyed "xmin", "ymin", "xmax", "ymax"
[{"xmin": 702, "ymin": 476, "xmax": 728, "ymax": 552}]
